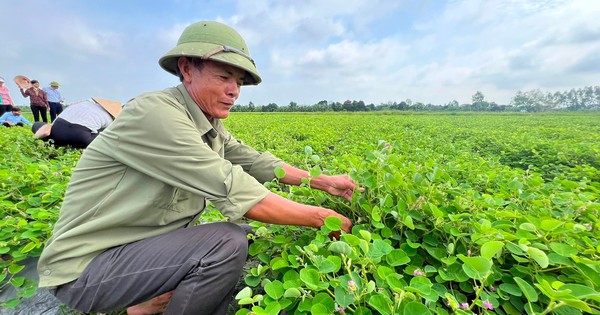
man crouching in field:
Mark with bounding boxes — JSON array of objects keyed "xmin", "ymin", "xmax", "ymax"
[{"xmin": 37, "ymin": 21, "xmax": 361, "ymax": 315}]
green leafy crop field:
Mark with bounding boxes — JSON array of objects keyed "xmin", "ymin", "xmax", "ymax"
[{"xmin": 1, "ymin": 112, "xmax": 599, "ymax": 314}]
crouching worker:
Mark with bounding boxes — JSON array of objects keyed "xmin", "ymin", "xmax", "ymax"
[
  {"xmin": 36, "ymin": 21, "xmax": 360, "ymax": 315},
  {"xmin": 31, "ymin": 97, "xmax": 121, "ymax": 149},
  {"xmin": 0, "ymin": 107, "xmax": 33, "ymax": 127}
]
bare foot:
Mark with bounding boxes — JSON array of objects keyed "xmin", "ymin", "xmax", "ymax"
[{"xmin": 127, "ymin": 291, "xmax": 174, "ymax": 315}]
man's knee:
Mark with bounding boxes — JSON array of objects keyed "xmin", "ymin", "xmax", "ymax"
[{"xmin": 216, "ymin": 222, "xmax": 250, "ymax": 256}]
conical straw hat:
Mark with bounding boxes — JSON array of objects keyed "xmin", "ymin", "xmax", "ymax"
[
  {"xmin": 92, "ymin": 97, "xmax": 122, "ymax": 118},
  {"xmin": 14, "ymin": 75, "xmax": 31, "ymax": 89}
]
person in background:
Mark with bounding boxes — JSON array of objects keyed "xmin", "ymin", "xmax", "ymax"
[
  {"xmin": 37, "ymin": 21, "xmax": 361, "ymax": 315},
  {"xmin": 0, "ymin": 107, "xmax": 33, "ymax": 127},
  {"xmin": 0, "ymin": 76, "xmax": 15, "ymax": 116},
  {"xmin": 32, "ymin": 98, "xmax": 121, "ymax": 149},
  {"xmin": 20, "ymin": 80, "xmax": 49, "ymax": 122},
  {"xmin": 43, "ymin": 81, "xmax": 64, "ymax": 122}
]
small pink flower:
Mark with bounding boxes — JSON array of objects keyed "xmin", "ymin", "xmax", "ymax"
[
  {"xmin": 337, "ymin": 306, "xmax": 346, "ymax": 314},
  {"xmin": 586, "ymin": 224, "xmax": 592, "ymax": 231},
  {"xmin": 460, "ymin": 302, "xmax": 469, "ymax": 310},
  {"xmin": 482, "ymin": 301, "xmax": 494, "ymax": 310},
  {"xmin": 347, "ymin": 280, "xmax": 356, "ymax": 291},
  {"xmin": 490, "ymin": 286, "xmax": 497, "ymax": 292},
  {"xmin": 413, "ymin": 269, "xmax": 424, "ymax": 276},
  {"xmin": 467, "ymin": 250, "xmax": 472, "ymax": 256}
]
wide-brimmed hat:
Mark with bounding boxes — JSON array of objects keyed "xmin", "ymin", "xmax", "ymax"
[
  {"xmin": 158, "ymin": 21, "xmax": 261, "ymax": 85},
  {"xmin": 92, "ymin": 97, "xmax": 122, "ymax": 119},
  {"xmin": 14, "ymin": 75, "xmax": 31, "ymax": 89},
  {"xmin": 50, "ymin": 81, "xmax": 60, "ymax": 87}
]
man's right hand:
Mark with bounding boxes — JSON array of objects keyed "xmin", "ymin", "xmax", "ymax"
[{"xmin": 244, "ymin": 192, "xmax": 353, "ymax": 235}]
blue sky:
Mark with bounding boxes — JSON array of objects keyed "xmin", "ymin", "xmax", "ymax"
[{"xmin": 2, "ymin": 0, "xmax": 599, "ymax": 107}]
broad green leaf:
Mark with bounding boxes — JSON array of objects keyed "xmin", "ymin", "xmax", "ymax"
[
  {"xmin": 548, "ymin": 253, "xmax": 572, "ymax": 266},
  {"xmin": 540, "ymin": 219, "xmax": 564, "ymax": 231},
  {"xmin": 341, "ymin": 234, "xmax": 361, "ymax": 246},
  {"xmin": 238, "ymin": 297, "xmax": 254, "ymax": 305},
  {"xmin": 358, "ymin": 230, "xmax": 372, "ymax": 242},
  {"xmin": 550, "ymin": 243, "xmax": 577, "ymax": 257},
  {"xmin": 576, "ymin": 263, "xmax": 600, "ymax": 286},
  {"xmin": 312, "ymin": 293, "xmax": 335, "ymax": 312},
  {"xmin": 403, "ymin": 215, "xmax": 415, "ymax": 230},
  {"xmin": 235, "ymin": 309, "xmax": 250, "ymax": 315},
  {"xmin": 367, "ymin": 239, "xmax": 393, "ymax": 260},
  {"xmin": 274, "ymin": 167, "xmax": 286, "ymax": 179},
  {"xmin": 311, "ymin": 303, "xmax": 329, "ymax": 315},
  {"xmin": 324, "ymin": 216, "xmax": 343, "ymax": 231},
  {"xmin": 309, "ymin": 165, "xmax": 322, "ymax": 178},
  {"xmin": 334, "ymin": 285, "xmax": 354, "ymax": 307},
  {"xmin": 481, "ymin": 241, "xmax": 504, "ymax": 259},
  {"xmin": 264, "ymin": 280, "xmax": 284, "ymax": 300},
  {"xmin": 270, "ymin": 257, "xmax": 289, "ymax": 270},
  {"xmin": 8, "ymin": 263, "xmax": 25, "ymax": 275},
  {"xmin": 328, "ymin": 241, "xmax": 352, "ymax": 255},
  {"xmin": 299, "ymin": 269, "xmax": 322, "ymax": 291},
  {"xmin": 368, "ymin": 294, "xmax": 393, "ymax": 315},
  {"xmin": 519, "ymin": 223, "xmax": 537, "ymax": 232},
  {"xmin": 235, "ymin": 287, "xmax": 253, "ymax": 300},
  {"xmin": 527, "ymin": 247, "xmax": 549, "ymax": 268},
  {"xmin": 561, "ymin": 299, "xmax": 591, "ymax": 313},
  {"xmin": 2, "ymin": 298, "xmax": 20, "ymax": 308},
  {"xmin": 385, "ymin": 249, "xmax": 410, "ymax": 266},
  {"xmin": 560, "ymin": 284, "xmax": 600, "ymax": 300},
  {"xmin": 10, "ymin": 277, "xmax": 25, "ymax": 287},
  {"xmin": 354, "ymin": 306, "xmax": 374, "ymax": 315},
  {"xmin": 514, "ymin": 277, "xmax": 538, "ymax": 302},
  {"xmin": 304, "ymin": 146, "xmax": 313, "ymax": 156},
  {"xmin": 244, "ymin": 275, "xmax": 261, "ymax": 287},
  {"xmin": 283, "ymin": 287, "xmax": 301, "ymax": 298},
  {"xmin": 403, "ymin": 301, "xmax": 432, "ymax": 315},
  {"xmin": 499, "ymin": 283, "xmax": 522, "ymax": 296},
  {"xmin": 457, "ymin": 255, "xmax": 492, "ymax": 280},
  {"xmin": 315, "ymin": 256, "xmax": 339, "ymax": 274},
  {"xmin": 386, "ymin": 274, "xmax": 405, "ymax": 293}
]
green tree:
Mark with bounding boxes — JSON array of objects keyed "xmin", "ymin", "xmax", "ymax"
[{"xmin": 472, "ymin": 91, "xmax": 485, "ymax": 103}]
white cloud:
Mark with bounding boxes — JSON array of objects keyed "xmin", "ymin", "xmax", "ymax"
[{"xmin": 1, "ymin": 0, "xmax": 598, "ymax": 107}]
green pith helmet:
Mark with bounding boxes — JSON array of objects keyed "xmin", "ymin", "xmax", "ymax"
[
  {"xmin": 50, "ymin": 81, "xmax": 60, "ymax": 87},
  {"xmin": 158, "ymin": 21, "xmax": 261, "ymax": 85}
]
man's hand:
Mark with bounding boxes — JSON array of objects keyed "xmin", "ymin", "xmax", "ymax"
[
  {"xmin": 319, "ymin": 174, "xmax": 364, "ymax": 201},
  {"xmin": 280, "ymin": 164, "xmax": 363, "ymax": 201},
  {"xmin": 244, "ymin": 193, "xmax": 353, "ymax": 235}
]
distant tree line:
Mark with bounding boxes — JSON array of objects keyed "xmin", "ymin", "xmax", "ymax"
[{"xmin": 232, "ymin": 85, "xmax": 600, "ymax": 113}]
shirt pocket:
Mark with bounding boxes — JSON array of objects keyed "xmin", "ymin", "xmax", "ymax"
[{"xmin": 154, "ymin": 187, "xmax": 195, "ymax": 211}]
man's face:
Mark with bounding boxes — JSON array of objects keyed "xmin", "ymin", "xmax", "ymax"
[
  {"xmin": 181, "ymin": 59, "xmax": 244, "ymax": 121},
  {"xmin": 33, "ymin": 82, "xmax": 40, "ymax": 88},
  {"xmin": 51, "ymin": 86, "xmax": 59, "ymax": 90},
  {"xmin": 12, "ymin": 111, "xmax": 21, "ymax": 116}
]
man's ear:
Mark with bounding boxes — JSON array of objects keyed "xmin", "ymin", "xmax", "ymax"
[{"xmin": 177, "ymin": 57, "xmax": 193, "ymax": 82}]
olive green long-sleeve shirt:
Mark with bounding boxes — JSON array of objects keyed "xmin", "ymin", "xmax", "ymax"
[{"xmin": 37, "ymin": 84, "xmax": 284, "ymax": 287}]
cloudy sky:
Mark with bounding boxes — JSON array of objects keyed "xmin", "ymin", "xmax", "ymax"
[{"xmin": 2, "ymin": 0, "xmax": 599, "ymax": 107}]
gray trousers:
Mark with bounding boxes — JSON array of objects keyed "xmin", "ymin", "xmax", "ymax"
[{"xmin": 53, "ymin": 222, "xmax": 250, "ymax": 315}]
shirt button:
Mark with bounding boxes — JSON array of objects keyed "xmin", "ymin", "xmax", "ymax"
[{"xmin": 43, "ymin": 269, "xmax": 51, "ymax": 276}]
